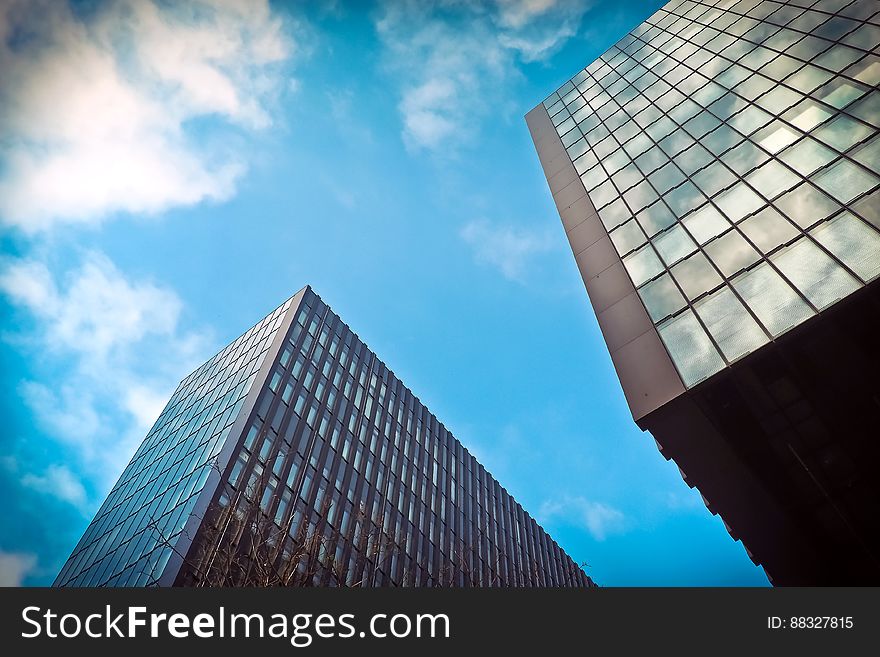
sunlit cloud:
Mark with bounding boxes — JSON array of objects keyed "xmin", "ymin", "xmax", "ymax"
[
  {"xmin": 0, "ymin": 551, "xmax": 38, "ymax": 587},
  {"xmin": 460, "ymin": 218, "xmax": 557, "ymax": 282},
  {"xmin": 539, "ymin": 495, "xmax": 626, "ymax": 541},
  {"xmin": 375, "ymin": 0, "xmax": 592, "ymax": 152},
  {"xmin": 0, "ymin": 0, "xmax": 296, "ymax": 232},
  {"xmin": 0, "ymin": 252, "xmax": 213, "ymax": 481}
]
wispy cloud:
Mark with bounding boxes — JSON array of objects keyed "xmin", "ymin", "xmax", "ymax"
[
  {"xmin": 0, "ymin": 0, "xmax": 297, "ymax": 232},
  {"xmin": 375, "ymin": 0, "xmax": 592, "ymax": 152},
  {"xmin": 0, "ymin": 252, "xmax": 212, "ymax": 484},
  {"xmin": 460, "ymin": 218, "xmax": 556, "ymax": 281},
  {"xmin": 21, "ymin": 464, "xmax": 90, "ymax": 514},
  {"xmin": 539, "ymin": 495, "xmax": 626, "ymax": 541},
  {"xmin": 0, "ymin": 551, "xmax": 38, "ymax": 587}
]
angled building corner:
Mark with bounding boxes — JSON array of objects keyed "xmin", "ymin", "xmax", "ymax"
[{"xmin": 55, "ymin": 285, "xmax": 595, "ymax": 588}]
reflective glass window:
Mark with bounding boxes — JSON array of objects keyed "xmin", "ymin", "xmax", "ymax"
[
  {"xmin": 637, "ymin": 201, "xmax": 677, "ymax": 236},
  {"xmin": 810, "ymin": 212, "xmax": 880, "ymax": 282},
  {"xmin": 813, "ymin": 114, "xmax": 874, "ymax": 152},
  {"xmin": 624, "ymin": 244, "xmax": 664, "ymax": 286},
  {"xmin": 774, "ymin": 182, "xmax": 842, "ymax": 229},
  {"xmin": 694, "ymin": 286, "xmax": 768, "ymax": 362},
  {"xmin": 671, "ymin": 252, "xmax": 724, "ymax": 300},
  {"xmin": 639, "ymin": 274, "xmax": 687, "ymax": 322},
  {"xmin": 705, "ymin": 230, "xmax": 761, "ymax": 276},
  {"xmin": 771, "ymin": 236, "xmax": 861, "ymax": 310},
  {"xmin": 732, "ymin": 263, "xmax": 815, "ymax": 336},
  {"xmin": 657, "ymin": 310, "xmax": 726, "ymax": 386},
  {"xmin": 654, "ymin": 224, "xmax": 697, "ymax": 265},
  {"xmin": 738, "ymin": 207, "xmax": 799, "ymax": 254},
  {"xmin": 715, "ymin": 182, "xmax": 765, "ymax": 222},
  {"xmin": 610, "ymin": 219, "xmax": 648, "ymax": 256},
  {"xmin": 812, "ymin": 159, "xmax": 879, "ymax": 203},
  {"xmin": 778, "ymin": 138, "xmax": 837, "ymax": 176},
  {"xmin": 745, "ymin": 160, "xmax": 801, "ymax": 200},
  {"xmin": 682, "ymin": 203, "xmax": 731, "ymax": 244}
]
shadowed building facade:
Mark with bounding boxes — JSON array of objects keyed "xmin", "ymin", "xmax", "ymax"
[
  {"xmin": 528, "ymin": 0, "xmax": 880, "ymax": 584},
  {"xmin": 55, "ymin": 286, "xmax": 594, "ymax": 588}
]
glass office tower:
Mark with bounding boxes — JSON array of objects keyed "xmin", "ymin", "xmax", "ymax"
[
  {"xmin": 55, "ymin": 287, "xmax": 594, "ymax": 588},
  {"xmin": 528, "ymin": 0, "xmax": 880, "ymax": 584}
]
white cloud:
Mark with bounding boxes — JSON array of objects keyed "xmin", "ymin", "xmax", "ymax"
[
  {"xmin": 0, "ymin": 0, "xmax": 295, "ymax": 231},
  {"xmin": 460, "ymin": 219, "xmax": 556, "ymax": 281},
  {"xmin": 540, "ymin": 496, "xmax": 625, "ymax": 541},
  {"xmin": 400, "ymin": 77, "xmax": 460, "ymax": 150},
  {"xmin": 1, "ymin": 252, "xmax": 183, "ymax": 364},
  {"xmin": 0, "ymin": 252, "xmax": 212, "ymax": 484},
  {"xmin": 0, "ymin": 551, "xmax": 38, "ymax": 587},
  {"xmin": 19, "ymin": 382, "xmax": 102, "ymax": 446},
  {"xmin": 375, "ymin": 0, "xmax": 592, "ymax": 151},
  {"xmin": 21, "ymin": 464, "xmax": 89, "ymax": 513}
]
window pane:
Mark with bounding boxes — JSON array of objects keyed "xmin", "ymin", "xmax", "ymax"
[
  {"xmin": 755, "ymin": 121, "xmax": 800, "ymax": 153},
  {"xmin": 851, "ymin": 136, "xmax": 880, "ymax": 176},
  {"xmin": 610, "ymin": 219, "xmax": 647, "ymax": 256},
  {"xmin": 635, "ymin": 145, "xmax": 668, "ymax": 174},
  {"xmin": 811, "ymin": 159, "xmax": 880, "ymax": 203},
  {"xmin": 650, "ymin": 161, "xmax": 687, "ymax": 193},
  {"xmin": 704, "ymin": 230, "xmax": 761, "ymax": 276},
  {"xmin": 738, "ymin": 207, "xmax": 799, "ymax": 254},
  {"xmin": 783, "ymin": 99, "xmax": 834, "ymax": 131},
  {"xmin": 815, "ymin": 78, "xmax": 869, "ymax": 110},
  {"xmin": 813, "ymin": 114, "xmax": 874, "ymax": 153},
  {"xmin": 693, "ymin": 161, "xmax": 737, "ymax": 197},
  {"xmin": 582, "ymin": 166, "xmax": 610, "ymax": 192},
  {"xmin": 657, "ymin": 310, "xmax": 726, "ymax": 387},
  {"xmin": 665, "ymin": 180, "xmax": 706, "ymax": 217},
  {"xmin": 624, "ymin": 179, "xmax": 660, "ymax": 213},
  {"xmin": 671, "ymin": 252, "xmax": 723, "ymax": 300},
  {"xmin": 602, "ymin": 147, "xmax": 630, "ymax": 174},
  {"xmin": 637, "ymin": 201, "xmax": 677, "ymax": 236},
  {"xmin": 848, "ymin": 92, "xmax": 880, "ymax": 128},
  {"xmin": 639, "ymin": 274, "xmax": 687, "ymax": 322},
  {"xmin": 773, "ymin": 182, "xmax": 841, "ymax": 229},
  {"xmin": 814, "ymin": 44, "xmax": 864, "ymax": 72},
  {"xmin": 654, "ymin": 224, "xmax": 697, "ymax": 265},
  {"xmin": 598, "ymin": 198, "xmax": 632, "ymax": 230},
  {"xmin": 786, "ymin": 65, "xmax": 834, "ymax": 94},
  {"xmin": 729, "ymin": 103, "xmax": 774, "ymax": 135},
  {"xmin": 732, "ymin": 262, "xmax": 814, "ymax": 336},
  {"xmin": 810, "ymin": 212, "xmax": 880, "ymax": 283},
  {"xmin": 771, "ymin": 236, "xmax": 861, "ymax": 310},
  {"xmin": 778, "ymin": 138, "xmax": 837, "ymax": 176},
  {"xmin": 682, "ymin": 203, "xmax": 731, "ymax": 244},
  {"xmin": 675, "ymin": 143, "xmax": 714, "ymax": 175},
  {"xmin": 694, "ymin": 286, "xmax": 768, "ymax": 362},
  {"xmin": 714, "ymin": 182, "xmax": 765, "ymax": 222},
  {"xmin": 623, "ymin": 244, "xmax": 664, "ymax": 286},
  {"xmin": 721, "ymin": 140, "xmax": 769, "ymax": 175},
  {"xmin": 744, "ymin": 159, "xmax": 801, "ymax": 200}
]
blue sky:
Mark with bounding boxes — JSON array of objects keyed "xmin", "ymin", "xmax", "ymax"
[{"xmin": 0, "ymin": 0, "xmax": 769, "ymax": 586}]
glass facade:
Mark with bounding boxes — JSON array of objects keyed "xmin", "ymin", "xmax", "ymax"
[
  {"xmin": 56, "ymin": 288, "xmax": 593, "ymax": 587},
  {"xmin": 542, "ymin": 0, "xmax": 880, "ymax": 388},
  {"xmin": 179, "ymin": 288, "xmax": 592, "ymax": 587},
  {"xmin": 54, "ymin": 299, "xmax": 292, "ymax": 586}
]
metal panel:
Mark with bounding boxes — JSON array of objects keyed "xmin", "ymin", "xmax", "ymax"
[{"xmin": 527, "ymin": 102, "xmax": 685, "ymax": 421}]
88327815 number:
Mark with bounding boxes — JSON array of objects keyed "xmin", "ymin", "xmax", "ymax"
[{"xmin": 768, "ymin": 616, "xmax": 854, "ymax": 629}]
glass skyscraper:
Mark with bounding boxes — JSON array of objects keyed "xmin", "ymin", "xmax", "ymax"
[
  {"xmin": 528, "ymin": 0, "xmax": 880, "ymax": 584},
  {"xmin": 55, "ymin": 287, "xmax": 594, "ymax": 588}
]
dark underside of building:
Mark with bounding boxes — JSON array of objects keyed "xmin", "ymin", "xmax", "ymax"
[{"xmin": 643, "ymin": 279, "xmax": 880, "ymax": 585}]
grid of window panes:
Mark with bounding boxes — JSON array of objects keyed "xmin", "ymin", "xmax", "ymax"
[
  {"xmin": 54, "ymin": 298, "xmax": 292, "ymax": 587},
  {"xmin": 185, "ymin": 288, "xmax": 593, "ymax": 587},
  {"xmin": 543, "ymin": 0, "xmax": 880, "ymax": 388}
]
